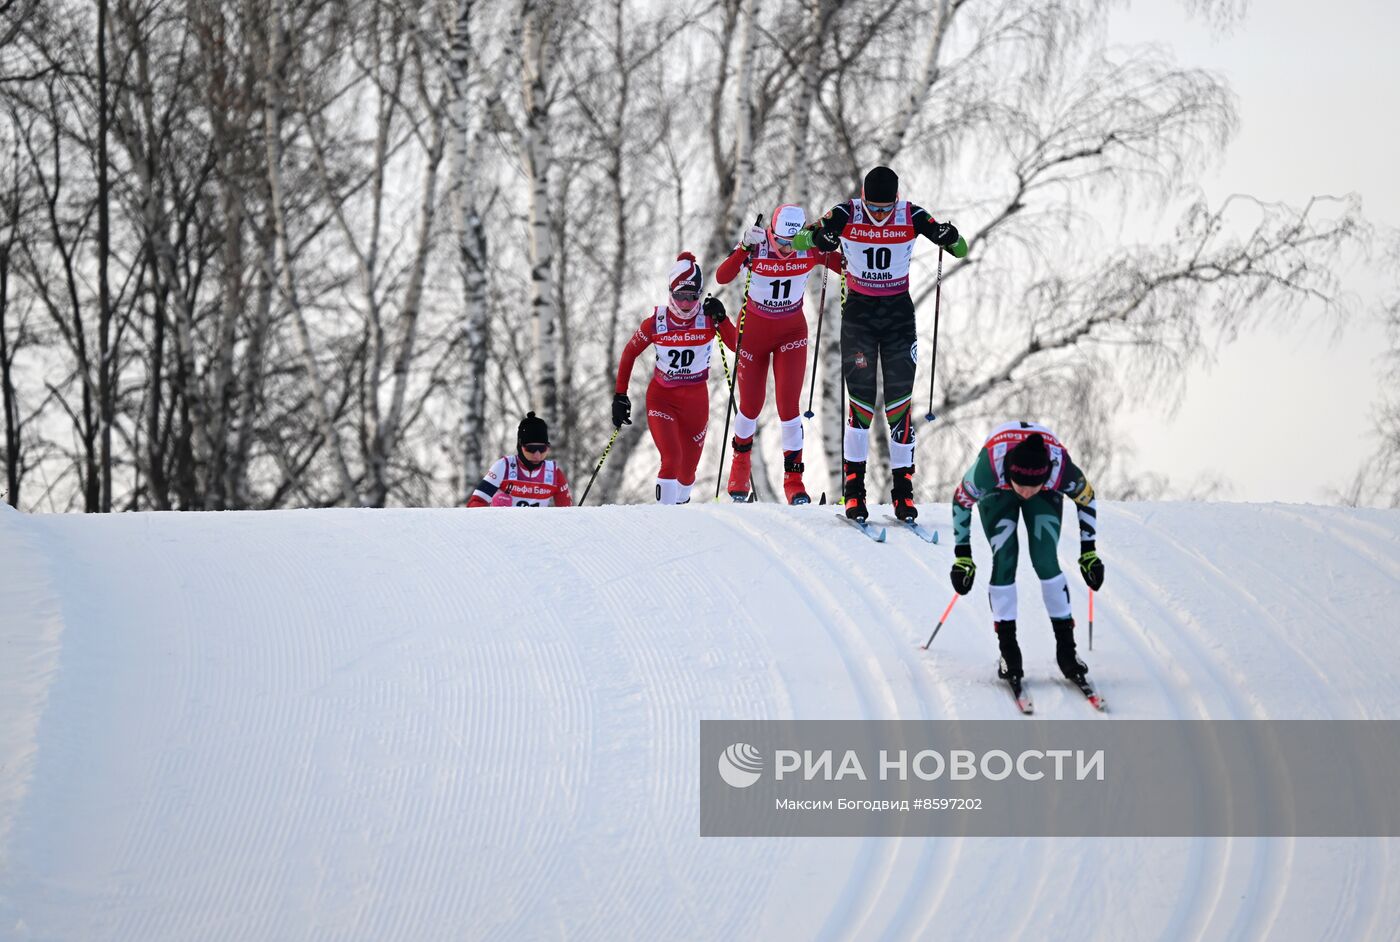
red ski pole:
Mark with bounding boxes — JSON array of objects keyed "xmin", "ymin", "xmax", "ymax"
[{"xmin": 922, "ymin": 593, "xmax": 961, "ymax": 649}]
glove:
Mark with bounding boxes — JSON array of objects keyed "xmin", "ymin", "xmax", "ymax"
[
  {"xmin": 811, "ymin": 226, "xmax": 840, "ymax": 252},
  {"xmin": 930, "ymin": 222, "xmax": 959, "ymax": 247},
  {"xmin": 950, "ymin": 546, "xmax": 976, "ymax": 595},
  {"xmin": 739, "ymin": 225, "xmax": 765, "ymax": 249},
  {"xmin": 703, "ymin": 295, "xmax": 726, "ymax": 324},
  {"xmin": 612, "ymin": 393, "xmax": 631, "ymax": 428},
  {"xmin": 1078, "ymin": 544, "xmax": 1105, "ymax": 590}
]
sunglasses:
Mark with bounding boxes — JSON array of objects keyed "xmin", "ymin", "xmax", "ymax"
[
  {"xmin": 672, "ymin": 289, "xmax": 700, "ymax": 302},
  {"xmin": 865, "ymin": 201, "xmax": 895, "ymax": 215},
  {"xmin": 521, "ymin": 443, "xmax": 549, "ymax": 454}
]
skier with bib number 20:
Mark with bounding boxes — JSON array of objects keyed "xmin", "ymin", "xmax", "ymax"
[
  {"xmin": 946, "ymin": 422, "xmax": 1106, "ymax": 687},
  {"xmin": 791, "ymin": 166, "xmax": 968, "ymax": 522},
  {"xmin": 714, "ymin": 205, "xmax": 843, "ymax": 504},
  {"xmin": 612, "ymin": 252, "xmax": 738, "ymax": 504}
]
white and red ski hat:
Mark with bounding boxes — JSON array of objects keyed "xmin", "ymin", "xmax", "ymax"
[
  {"xmin": 768, "ymin": 204, "xmax": 806, "ymax": 253},
  {"xmin": 669, "ymin": 251, "xmax": 703, "ymax": 297}
]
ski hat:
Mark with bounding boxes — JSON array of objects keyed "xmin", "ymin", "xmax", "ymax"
[
  {"xmin": 768, "ymin": 204, "xmax": 806, "ymax": 254},
  {"xmin": 1005, "ymin": 433, "xmax": 1052, "ymax": 487},
  {"xmin": 667, "ymin": 251, "xmax": 703, "ymax": 318},
  {"xmin": 517, "ymin": 411, "xmax": 549, "ymax": 447},
  {"xmin": 863, "ymin": 166, "xmax": 899, "ymax": 203}
]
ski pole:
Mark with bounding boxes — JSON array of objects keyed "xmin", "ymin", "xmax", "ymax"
[
  {"xmin": 1088, "ymin": 589, "xmax": 1094, "ymax": 651},
  {"xmin": 923, "ymin": 247, "xmax": 944, "ymax": 423},
  {"xmin": 922, "ymin": 592, "xmax": 961, "ymax": 649},
  {"xmin": 713, "ymin": 214, "xmax": 761, "ymax": 500},
  {"xmin": 803, "ymin": 263, "xmax": 829, "ymax": 419},
  {"xmin": 578, "ymin": 426, "xmax": 621, "ymax": 506}
]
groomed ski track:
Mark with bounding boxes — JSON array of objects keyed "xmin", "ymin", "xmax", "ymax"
[{"xmin": 2, "ymin": 499, "xmax": 1398, "ymax": 941}]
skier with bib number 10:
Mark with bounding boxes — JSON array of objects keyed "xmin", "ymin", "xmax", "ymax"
[
  {"xmin": 715, "ymin": 205, "xmax": 843, "ymax": 505},
  {"xmin": 791, "ymin": 166, "xmax": 968, "ymax": 522}
]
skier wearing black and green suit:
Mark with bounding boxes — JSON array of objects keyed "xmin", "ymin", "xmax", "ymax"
[{"xmin": 947, "ymin": 421, "xmax": 1106, "ymax": 684}]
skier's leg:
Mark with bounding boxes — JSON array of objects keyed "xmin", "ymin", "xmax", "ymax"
[
  {"xmin": 1026, "ymin": 490, "xmax": 1085, "ymax": 677},
  {"xmin": 647, "ymin": 383, "xmax": 684, "ymax": 504},
  {"xmin": 772, "ymin": 317, "xmax": 810, "ymax": 503},
  {"xmin": 841, "ymin": 307, "xmax": 878, "ymax": 515},
  {"xmin": 979, "ymin": 491, "xmax": 1025, "ymax": 676},
  {"xmin": 879, "ymin": 310, "xmax": 919, "ymax": 518},
  {"xmin": 677, "ymin": 384, "xmax": 709, "ymax": 498},
  {"xmin": 728, "ymin": 323, "xmax": 770, "ymax": 499}
]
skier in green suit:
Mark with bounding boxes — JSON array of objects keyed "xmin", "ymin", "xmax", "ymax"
[{"xmin": 948, "ymin": 421, "xmax": 1106, "ymax": 685}]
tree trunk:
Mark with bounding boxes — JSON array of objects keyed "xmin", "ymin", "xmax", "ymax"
[{"xmin": 521, "ymin": 0, "xmax": 557, "ymax": 423}]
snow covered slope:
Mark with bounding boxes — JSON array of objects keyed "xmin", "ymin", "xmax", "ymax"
[{"xmin": 2, "ymin": 499, "xmax": 1399, "ymax": 940}]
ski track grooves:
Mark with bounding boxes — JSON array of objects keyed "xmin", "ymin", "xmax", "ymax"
[{"xmin": 733, "ymin": 508, "xmax": 966, "ymax": 942}]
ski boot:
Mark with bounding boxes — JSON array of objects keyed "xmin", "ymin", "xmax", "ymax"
[
  {"xmin": 1052, "ymin": 617, "xmax": 1089, "ymax": 682},
  {"xmin": 891, "ymin": 465, "xmax": 917, "ymax": 521},
  {"xmin": 727, "ymin": 437, "xmax": 753, "ymax": 502},
  {"xmin": 995, "ymin": 619, "xmax": 1024, "ymax": 682},
  {"xmin": 782, "ymin": 450, "xmax": 810, "ymax": 505},
  {"xmin": 842, "ymin": 460, "xmax": 868, "ymax": 521}
]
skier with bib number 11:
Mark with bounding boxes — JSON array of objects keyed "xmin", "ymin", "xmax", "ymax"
[
  {"xmin": 791, "ymin": 165, "xmax": 968, "ymax": 522},
  {"xmin": 715, "ymin": 205, "xmax": 843, "ymax": 504}
]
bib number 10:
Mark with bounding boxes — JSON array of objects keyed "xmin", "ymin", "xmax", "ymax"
[{"xmin": 862, "ymin": 247, "xmax": 892, "ymax": 270}]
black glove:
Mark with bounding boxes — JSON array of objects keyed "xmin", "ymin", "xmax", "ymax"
[
  {"xmin": 612, "ymin": 393, "xmax": 631, "ymax": 428},
  {"xmin": 703, "ymin": 295, "xmax": 726, "ymax": 324},
  {"xmin": 1078, "ymin": 542, "xmax": 1105, "ymax": 590},
  {"xmin": 950, "ymin": 545, "xmax": 976, "ymax": 595},
  {"xmin": 811, "ymin": 225, "xmax": 840, "ymax": 252},
  {"xmin": 929, "ymin": 221, "xmax": 960, "ymax": 247}
]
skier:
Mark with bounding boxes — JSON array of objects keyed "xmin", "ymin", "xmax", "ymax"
[
  {"xmin": 466, "ymin": 411, "xmax": 573, "ymax": 507},
  {"xmin": 791, "ymin": 165, "xmax": 968, "ymax": 522},
  {"xmin": 613, "ymin": 252, "xmax": 737, "ymax": 504},
  {"xmin": 714, "ymin": 205, "xmax": 843, "ymax": 504},
  {"xmin": 946, "ymin": 421, "xmax": 1106, "ymax": 688}
]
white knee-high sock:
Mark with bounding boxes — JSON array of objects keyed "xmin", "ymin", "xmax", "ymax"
[
  {"xmin": 844, "ymin": 425, "xmax": 870, "ymax": 462},
  {"xmin": 1040, "ymin": 573, "xmax": 1072, "ymax": 619},
  {"xmin": 781, "ymin": 416, "xmax": 803, "ymax": 452},
  {"xmin": 989, "ymin": 584, "xmax": 1018, "ymax": 621},
  {"xmin": 657, "ymin": 478, "xmax": 680, "ymax": 504}
]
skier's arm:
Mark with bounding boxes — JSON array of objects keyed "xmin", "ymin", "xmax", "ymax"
[
  {"xmin": 553, "ymin": 468, "xmax": 573, "ymax": 507},
  {"xmin": 467, "ymin": 458, "xmax": 508, "ymax": 508},
  {"xmin": 950, "ymin": 450, "xmax": 999, "ymax": 546},
  {"xmin": 1057, "ymin": 458, "xmax": 1099, "ymax": 547},
  {"xmin": 817, "ymin": 249, "xmax": 844, "ymax": 273},
  {"xmin": 911, "ymin": 205, "xmax": 968, "ymax": 258},
  {"xmin": 790, "ymin": 203, "xmax": 851, "ymax": 252},
  {"xmin": 715, "ymin": 244, "xmax": 749, "ymax": 285},
  {"xmin": 615, "ymin": 317, "xmax": 656, "ymax": 395}
]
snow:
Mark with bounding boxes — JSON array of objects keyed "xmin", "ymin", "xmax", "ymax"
[{"xmin": 2, "ymin": 499, "xmax": 1399, "ymax": 940}]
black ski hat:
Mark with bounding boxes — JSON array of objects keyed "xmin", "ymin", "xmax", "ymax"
[
  {"xmin": 863, "ymin": 166, "xmax": 899, "ymax": 203},
  {"xmin": 517, "ymin": 411, "xmax": 549, "ymax": 446},
  {"xmin": 1005, "ymin": 433, "xmax": 1052, "ymax": 486}
]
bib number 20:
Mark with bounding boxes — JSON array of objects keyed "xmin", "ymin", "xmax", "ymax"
[{"xmin": 666, "ymin": 349, "xmax": 696, "ymax": 370}]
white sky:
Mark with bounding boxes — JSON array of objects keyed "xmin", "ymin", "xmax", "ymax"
[{"xmin": 1108, "ymin": 0, "xmax": 1399, "ymax": 504}]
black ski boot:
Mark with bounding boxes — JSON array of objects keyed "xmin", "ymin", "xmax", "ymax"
[
  {"xmin": 843, "ymin": 460, "xmax": 868, "ymax": 521},
  {"xmin": 995, "ymin": 619, "xmax": 1024, "ymax": 682},
  {"xmin": 1052, "ymin": 617, "xmax": 1088, "ymax": 682},
  {"xmin": 891, "ymin": 466, "xmax": 917, "ymax": 521}
]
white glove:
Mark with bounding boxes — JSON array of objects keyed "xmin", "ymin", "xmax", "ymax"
[{"xmin": 739, "ymin": 225, "xmax": 765, "ymax": 249}]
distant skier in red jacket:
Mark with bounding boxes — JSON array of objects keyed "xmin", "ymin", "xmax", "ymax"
[
  {"xmin": 466, "ymin": 411, "xmax": 572, "ymax": 507},
  {"xmin": 714, "ymin": 205, "xmax": 842, "ymax": 504},
  {"xmin": 613, "ymin": 252, "xmax": 737, "ymax": 504}
]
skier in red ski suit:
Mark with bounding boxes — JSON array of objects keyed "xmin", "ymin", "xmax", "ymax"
[
  {"xmin": 613, "ymin": 252, "xmax": 737, "ymax": 504},
  {"xmin": 465, "ymin": 411, "xmax": 573, "ymax": 507},
  {"xmin": 714, "ymin": 204, "xmax": 843, "ymax": 504}
]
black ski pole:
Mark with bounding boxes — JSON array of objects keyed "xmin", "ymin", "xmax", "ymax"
[
  {"xmin": 924, "ymin": 247, "xmax": 944, "ymax": 423},
  {"xmin": 803, "ymin": 263, "xmax": 829, "ymax": 419},
  {"xmin": 578, "ymin": 426, "xmax": 621, "ymax": 506},
  {"xmin": 713, "ymin": 214, "xmax": 762, "ymax": 500}
]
